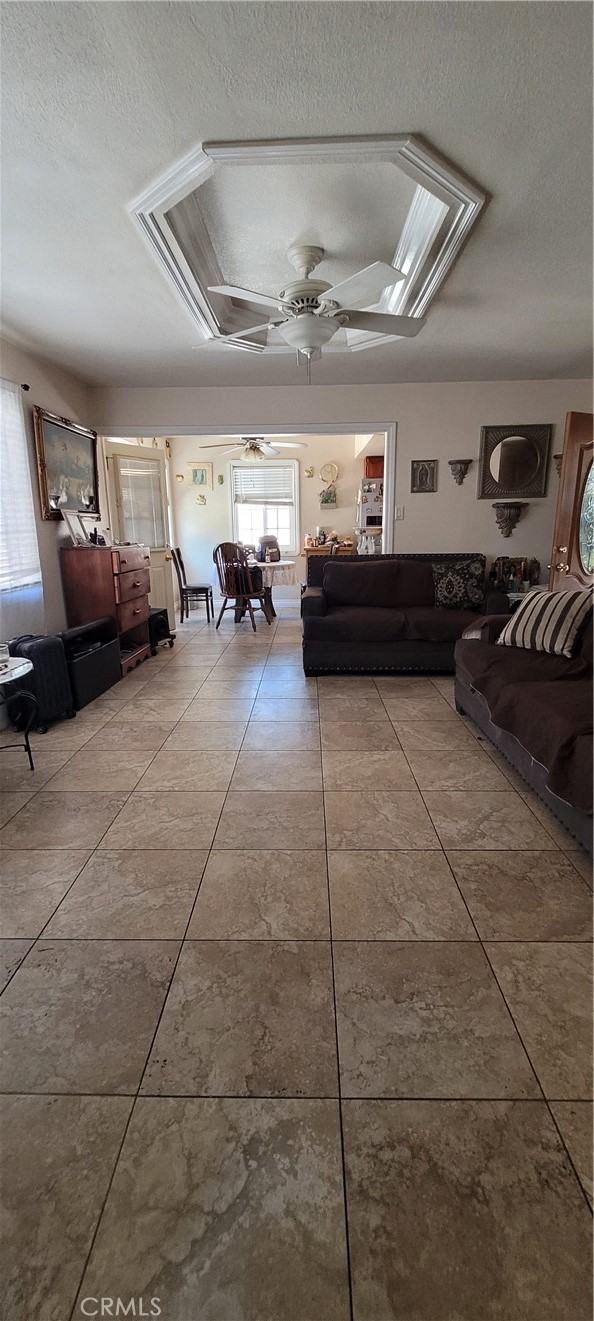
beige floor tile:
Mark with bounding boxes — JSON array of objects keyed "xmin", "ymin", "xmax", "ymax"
[
  {"xmin": 118, "ymin": 697, "xmax": 193, "ymax": 721},
  {"xmin": 44, "ymin": 748, "xmax": 155, "ymax": 792},
  {"xmin": 44, "ymin": 850, "xmax": 207, "ymax": 938},
  {"xmin": 0, "ymin": 792, "xmax": 128, "ymax": 850},
  {"xmin": 343, "ymin": 1100, "xmax": 593, "ymax": 1320},
  {"xmin": 550, "ymin": 1102, "xmax": 593, "ymax": 1205},
  {"xmin": 0, "ymin": 749, "xmax": 73, "ymax": 793},
  {"xmin": 0, "ymin": 791, "xmax": 35, "ymax": 827},
  {"xmin": 381, "ymin": 694, "xmax": 458, "ymax": 721},
  {"xmin": 567, "ymin": 849, "xmax": 593, "ymax": 889},
  {"xmin": 83, "ymin": 720, "xmax": 176, "ymax": 751},
  {"xmin": 318, "ymin": 694, "xmax": 385, "ymax": 723},
  {"xmin": 231, "ymin": 750, "xmax": 322, "ymax": 791},
  {"xmin": 0, "ymin": 939, "xmax": 178, "ymax": 1093},
  {"xmin": 197, "ymin": 680, "xmax": 261, "ymax": 699},
  {"xmin": 242, "ymin": 721, "xmax": 320, "ymax": 750},
  {"xmin": 101, "ymin": 791, "xmax": 225, "ymax": 850},
  {"xmin": 162, "ymin": 721, "xmax": 247, "ymax": 750},
  {"xmin": 142, "ymin": 941, "xmax": 337, "ymax": 1097},
  {"xmin": 423, "ymin": 790, "xmax": 560, "ymax": 850},
  {"xmin": 214, "ymin": 791, "xmax": 325, "ymax": 851},
  {"xmin": 322, "ymin": 750, "xmax": 416, "ymax": 791},
  {"xmin": 250, "ymin": 697, "xmax": 319, "ymax": 722},
  {"xmin": 394, "ymin": 719, "xmax": 477, "ymax": 750},
  {"xmin": 188, "ymin": 850, "xmax": 329, "ymax": 939},
  {"xmin": 317, "ymin": 677, "xmax": 379, "ymax": 693},
  {"xmin": 328, "ymin": 851, "xmax": 476, "ymax": 940},
  {"xmin": 519, "ymin": 788, "xmax": 585, "ymax": 849},
  {"xmin": 1, "ymin": 1094, "xmax": 132, "ymax": 1321},
  {"xmin": 261, "ymin": 676, "xmax": 317, "ymax": 693},
  {"xmin": 140, "ymin": 675, "xmax": 206, "ymax": 697},
  {"xmin": 447, "ymin": 851, "xmax": 593, "ymax": 939},
  {"xmin": 325, "ymin": 790, "xmax": 439, "ymax": 850},
  {"xmin": 0, "ymin": 850, "xmax": 90, "ymax": 938},
  {"xmin": 374, "ymin": 677, "xmax": 438, "ymax": 693},
  {"xmin": 431, "ymin": 676, "xmax": 456, "ymax": 705},
  {"xmin": 181, "ymin": 697, "xmax": 255, "ymax": 722},
  {"xmin": 406, "ymin": 748, "xmax": 512, "ymax": 791},
  {"xmin": 335, "ymin": 942, "xmax": 538, "ymax": 1098},
  {"xmin": 486, "ymin": 942, "xmax": 593, "ymax": 1098},
  {"xmin": 137, "ymin": 749, "xmax": 237, "ymax": 791},
  {"xmin": 76, "ymin": 1098, "xmax": 349, "ymax": 1321},
  {"xmin": 0, "ymin": 938, "xmax": 34, "ymax": 992},
  {"xmin": 320, "ymin": 722, "xmax": 400, "ymax": 750}
]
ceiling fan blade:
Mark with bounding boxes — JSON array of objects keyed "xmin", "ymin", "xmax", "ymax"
[
  {"xmin": 270, "ymin": 441, "xmax": 308, "ymax": 449},
  {"xmin": 323, "ymin": 262, "xmax": 405, "ymax": 309},
  {"xmin": 208, "ymin": 284, "xmax": 281, "ymax": 311},
  {"xmin": 260, "ymin": 445, "xmax": 280, "ymax": 456},
  {"xmin": 344, "ymin": 310, "xmax": 427, "ymax": 338},
  {"xmin": 198, "ymin": 442, "xmax": 243, "ymax": 450}
]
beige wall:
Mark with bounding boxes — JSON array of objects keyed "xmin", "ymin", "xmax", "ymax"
[
  {"xmin": 1, "ymin": 338, "xmax": 92, "ymax": 632},
  {"xmin": 168, "ymin": 433, "xmax": 375, "ymax": 587},
  {"xmin": 92, "ymin": 378, "xmax": 592, "ymax": 579}
]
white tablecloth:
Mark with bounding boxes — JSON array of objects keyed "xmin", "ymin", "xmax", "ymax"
[{"xmin": 259, "ymin": 560, "xmax": 297, "ymax": 589}]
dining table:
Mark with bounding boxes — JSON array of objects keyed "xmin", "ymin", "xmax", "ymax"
[{"xmin": 247, "ymin": 558, "xmax": 297, "ymax": 617}]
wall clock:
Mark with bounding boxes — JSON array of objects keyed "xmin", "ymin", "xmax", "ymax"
[{"xmin": 320, "ymin": 462, "xmax": 338, "ymax": 484}]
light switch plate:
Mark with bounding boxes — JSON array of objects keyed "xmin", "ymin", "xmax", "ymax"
[{"xmin": 395, "ymin": 506, "xmax": 405, "ymax": 520}]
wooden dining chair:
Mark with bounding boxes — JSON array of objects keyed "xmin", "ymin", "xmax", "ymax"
[
  {"xmin": 213, "ymin": 542, "xmax": 274, "ymax": 632},
  {"xmin": 170, "ymin": 547, "xmax": 214, "ymax": 624}
]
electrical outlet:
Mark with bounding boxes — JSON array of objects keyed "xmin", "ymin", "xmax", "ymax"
[{"xmin": 395, "ymin": 505, "xmax": 405, "ymax": 520}]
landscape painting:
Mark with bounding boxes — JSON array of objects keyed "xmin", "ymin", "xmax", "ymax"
[{"xmin": 33, "ymin": 407, "xmax": 99, "ymax": 520}]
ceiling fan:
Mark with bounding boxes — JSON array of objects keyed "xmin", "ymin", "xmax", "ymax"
[
  {"xmin": 198, "ymin": 436, "xmax": 307, "ymax": 461},
  {"xmin": 208, "ymin": 244, "xmax": 426, "ymax": 379}
]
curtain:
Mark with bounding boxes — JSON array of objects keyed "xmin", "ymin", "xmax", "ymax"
[{"xmin": 0, "ymin": 378, "xmax": 44, "ymax": 638}]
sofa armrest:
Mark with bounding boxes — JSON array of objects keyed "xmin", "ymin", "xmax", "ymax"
[
  {"xmin": 301, "ymin": 586, "xmax": 327, "ymax": 618},
  {"xmin": 483, "ymin": 590, "xmax": 511, "ymax": 615},
  {"xmin": 462, "ymin": 614, "xmax": 510, "ymax": 644}
]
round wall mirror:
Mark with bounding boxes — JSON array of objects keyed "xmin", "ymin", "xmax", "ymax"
[
  {"xmin": 579, "ymin": 461, "xmax": 594, "ymax": 573},
  {"xmin": 489, "ymin": 435, "xmax": 540, "ymax": 489}
]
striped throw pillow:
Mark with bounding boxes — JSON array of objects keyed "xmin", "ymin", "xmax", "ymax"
[{"xmin": 497, "ymin": 589, "xmax": 593, "ymax": 658}]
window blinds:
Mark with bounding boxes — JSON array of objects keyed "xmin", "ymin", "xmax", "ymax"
[
  {"xmin": 231, "ymin": 464, "xmax": 295, "ymax": 504},
  {"xmin": 0, "ymin": 379, "xmax": 42, "ymax": 591}
]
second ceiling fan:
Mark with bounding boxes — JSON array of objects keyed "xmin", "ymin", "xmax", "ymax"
[{"xmin": 208, "ymin": 244, "xmax": 426, "ymax": 379}]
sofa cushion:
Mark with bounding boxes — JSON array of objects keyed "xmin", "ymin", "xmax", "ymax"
[
  {"xmin": 432, "ymin": 556, "xmax": 486, "ymax": 610},
  {"xmin": 490, "ymin": 679, "xmax": 593, "ymax": 814},
  {"xmin": 322, "ymin": 558, "xmax": 435, "ymax": 608},
  {"xmin": 455, "ymin": 638, "xmax": 587, "ymax": 707},
  {"xmin": 403, "ymin": 607, "xmax": 480, "ymax": 643},
  {"xmin": 304, "ymin": 605, "xmax": 407, "ymax": 643}
]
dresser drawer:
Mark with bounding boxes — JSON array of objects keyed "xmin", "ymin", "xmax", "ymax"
[
  {"xmin": 115, "ymin": 567, "xmax": 151, "ymax": 604},
  {"xmin": 111, "ymin": 547, "xmax": 151, "ymax": 575},
  {"xmin": 117, "ymin": 595, "xmax": 150, "ymax": 633}
]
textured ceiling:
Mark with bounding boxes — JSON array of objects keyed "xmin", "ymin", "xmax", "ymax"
[{"xmin": 0, "ymin": 1, "xmax": 592, "ymax": 386}]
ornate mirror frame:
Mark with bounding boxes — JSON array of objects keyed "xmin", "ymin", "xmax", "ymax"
[{"xmin": 477, "ymin": 424, "xmax": 552, "ymax": 499}]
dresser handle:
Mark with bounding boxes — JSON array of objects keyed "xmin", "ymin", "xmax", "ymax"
[
  {"xmin": 132, "ymin": 580, "xmax": 141, "ymax": 587},
  {"xmin": 132, "ymin": 607, "xmax": 141, "ymax": 615}
]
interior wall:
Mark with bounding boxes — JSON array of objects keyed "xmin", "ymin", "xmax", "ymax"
[
  {"xmin": 92, "ymin": 378, "xmax": 593, "ymax": 580},
  {"xmin": 168, "ymin": 433, "xmax": 375, "ymax": 591},
  {"xmin": 1, "ymin": 338, "xmax": 92, "ymax": 632}
]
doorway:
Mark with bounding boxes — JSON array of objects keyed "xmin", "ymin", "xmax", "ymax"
[{"xmin": 103, "ymin": 439, "xmax": 177, "ymax": 627}]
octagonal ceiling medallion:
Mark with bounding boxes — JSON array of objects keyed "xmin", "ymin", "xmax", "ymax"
[{"xmin": 130, "ymin": 135, "xmax": 486, "ymax": 355}]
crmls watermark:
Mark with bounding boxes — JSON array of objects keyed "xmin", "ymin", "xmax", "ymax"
[{"xmin": 79, "ymin": 1301, "xmax": 162, "ymax": 1318}]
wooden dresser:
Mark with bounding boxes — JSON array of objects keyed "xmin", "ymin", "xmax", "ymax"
[{"xmin": 60, "ymin": 544, "xmax": 152, "ymax": 674}]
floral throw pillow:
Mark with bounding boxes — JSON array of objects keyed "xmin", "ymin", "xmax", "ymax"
[{"xmin": 432, "ymin": 558, "xmax": 485, "ymax": 610}]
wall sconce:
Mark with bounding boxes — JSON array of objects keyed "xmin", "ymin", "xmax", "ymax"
[
  {"xmin": 553, "ymin": 454, "xmax": 562, "ymax": 476},
  {"xmin": 448, "ymin": 459, "xmax": 473, "ymax": 486},
  {"xmin": 175, "ymin": 474, "xmax": 184, "ymax": 482},
  {"xmin": 492, "ymin": 502, "xmax": 528, "ymax": 537}
]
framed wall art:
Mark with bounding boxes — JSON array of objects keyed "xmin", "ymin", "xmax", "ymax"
[
  {"xmin": 187, "ymin": 461, "xmax": 213, "ymax": 490},
  {"xmin": 477, "ymin": 424, "xmax": 552, "ymax": 499},
  {"xmin": 411, "ymin": 459, "xmax": 438, "ymax": 493},
  {"xmin": 33, "ymin": 407, "xmax": 100, "ymax": 521}
]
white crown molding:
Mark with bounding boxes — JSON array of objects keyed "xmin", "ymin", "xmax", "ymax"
[{"xmin": 128, "ymin": 134, "xmax": 486, "ymax": 353}]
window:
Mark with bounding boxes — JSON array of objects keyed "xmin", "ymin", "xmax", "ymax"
[
  {"xmin": 0, "ymin": 379, "xmax": 43, "ymax": 636},
  {"xmin": 230, "ymin": 461, "xmax": 298, "ymax": 553}
]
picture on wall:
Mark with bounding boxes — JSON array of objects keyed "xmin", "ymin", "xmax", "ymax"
[
  {"xmin": 33, "ymin": 406, "xmax": 99, "ymax": 520},
  {"xmin": 187, "ymin": 461, "xmax": 213, "ymax": 490},
  {"xmin": 411, "ymin": 459, "xmax": 438, "ymax": 493}
]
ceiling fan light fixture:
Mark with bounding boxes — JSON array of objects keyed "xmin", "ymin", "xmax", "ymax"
[{"xmin": 277, "ymin": 313, "xmax": 340, "ymax": 354}]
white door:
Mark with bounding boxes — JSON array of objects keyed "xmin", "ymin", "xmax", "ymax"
[{"xmin": 103, "ymin": 442, "xmax": 177, "ymax": 627}]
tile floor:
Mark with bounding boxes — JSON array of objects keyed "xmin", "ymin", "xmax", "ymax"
[{"xmin": 0, "ymin": 605, "xmax": 592, "ymax": 1321}]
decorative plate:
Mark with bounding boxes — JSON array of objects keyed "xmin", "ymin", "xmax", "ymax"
[{"xmin": 320, "ymin": 462, "xmax": 338, "ymax": 484}]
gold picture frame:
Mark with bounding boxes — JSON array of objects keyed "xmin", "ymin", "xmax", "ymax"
[{"xmin": 33, "ymin": 406, "xmax": 100, "ymax": 521}]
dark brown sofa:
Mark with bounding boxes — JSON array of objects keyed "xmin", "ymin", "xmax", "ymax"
[
  {"xmin": 455, "ymin": 614, "xmax": 593, "ymax": 853},
  {"xmin": 301, "ymin": 553, "xmax": 509, "ymax": 675}
]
